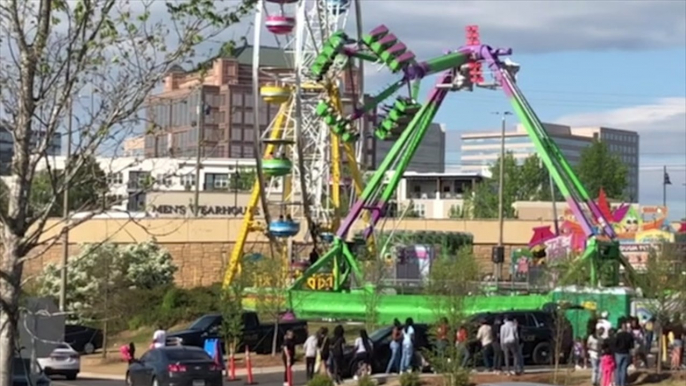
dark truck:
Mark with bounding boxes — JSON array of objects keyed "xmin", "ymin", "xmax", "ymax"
[{"xmin": 167, "ymin": 312, "xmax": 308, "ymax": 354}]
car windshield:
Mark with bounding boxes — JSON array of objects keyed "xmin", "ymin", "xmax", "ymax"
[
  {"xmin": 369, "ymin": 326, "xmax": 392, "ymax": 342},
  {"xmin": 187, "ymin": 315, "xmax": 216, "ymax": 331},
  {"xmin": 165, "ymin": 349, "xmax": 212, "ymax": 361}
]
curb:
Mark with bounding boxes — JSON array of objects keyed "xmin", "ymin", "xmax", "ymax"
[{"xmin": 79, "ymin": 364, "xmax": 307, "ymax": 381}]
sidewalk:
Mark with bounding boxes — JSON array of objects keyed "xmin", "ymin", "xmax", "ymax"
[{"xmin": 80, "ymin": 364, "xmax": 307, "ymax": 381}]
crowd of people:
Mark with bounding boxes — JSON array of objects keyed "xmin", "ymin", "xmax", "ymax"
[{"xmin": 577, "ymin": 312, "xmax": 685, "ymax": 386}]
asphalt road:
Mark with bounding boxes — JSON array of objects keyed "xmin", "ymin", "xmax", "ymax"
[{"xmin": 51, "ymin": 370, "xmax": 306, "ymax": 386}]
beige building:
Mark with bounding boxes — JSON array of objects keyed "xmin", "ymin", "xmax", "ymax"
[
  {"xmin": 461, "ymin": 123, "xmax": 640, "ymax": 201},
  {"xmin": 123, "ymin": 135, "xmax": 145, "ymax": 157}
]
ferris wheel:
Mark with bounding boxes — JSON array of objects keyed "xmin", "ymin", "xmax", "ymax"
[{"xmin": 223, "ymin": 0, "xmax": 366, "ymax": 288}]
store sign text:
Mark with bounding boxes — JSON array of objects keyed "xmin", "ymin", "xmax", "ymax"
[{"xmin": 150, "ymin": 204, "xmax": 260, "ymax": 217}]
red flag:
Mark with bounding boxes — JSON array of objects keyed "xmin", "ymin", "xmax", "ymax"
[{"xmin": 596, "ymin": 188, "xmax": 613, "ymax": 223}]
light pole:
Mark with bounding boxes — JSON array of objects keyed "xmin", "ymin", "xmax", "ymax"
[
  {"xmin": 193, "ymin": 88, "xmax": 206, "ymax": 217},
  {"xmin": 59, "ymin": 98, "xmax": 74, "ymax": 312},
  {"xmin": 662, "ymin": 165, "xmax": 671, "ymax": 208},
  {"xmin": 233, "ymin": 159, "xmax": 240, "ymax": 210},
  {"xmin": 492, "ymin": 111, "xmax": 512, "ymax": 282}
]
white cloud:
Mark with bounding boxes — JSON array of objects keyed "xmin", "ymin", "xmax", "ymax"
[{"xmin": 360, "ymin": 0, "xmax": 686, "ymax": 55}]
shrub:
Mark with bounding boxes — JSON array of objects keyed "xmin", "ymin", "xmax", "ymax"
[
  {"xmin": 444, "ymin": 370, "xmax": 469, "ymax": 386},
  {"xmin": 307, "ymin": 374, "xmax": 334, "ymax": 386},
  {"xmin": 399, "ymin": 372, "xmax": 420, "ymax": 386},
  {"xmin": 357, "ymin": 375, "xmax": 376, "ymax": 386}
]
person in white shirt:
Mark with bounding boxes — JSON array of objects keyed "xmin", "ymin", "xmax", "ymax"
[
  {"xmin": 353, "ymin": 329, "xmax": 373, "ymax": 379},
  {"xmin": 151, "ymin": 325, "xmax": 167, "ymax": 349},
  {"xmin": 303, "ymin": 331, "xmax": 319, "ymax": 380},
  {"xmin": 587, "ymin": 328, "xmax": 603, "ymax": 386},
  {"xmin": 596, "ymin": 312, "xmax": 612, "ymax": 339},
  {"xmin": 476, "ymin": 319, "xmax": 494, "ymax": 371}
]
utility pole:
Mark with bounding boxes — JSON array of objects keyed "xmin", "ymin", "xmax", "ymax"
[
  {"xmin": 233, "ymin": 159, "xmax": 239, "ymax": 209},
  {"xmin": 59, "ymin": 98, "xmax": 74, "ymax": 312},
  {"xmin": 492, "ymin": 111, "xmax": 512, "ymax": 282},
  {"xmin": 193, "ymin": 88, "xmax": 206, "ymax": 217}
]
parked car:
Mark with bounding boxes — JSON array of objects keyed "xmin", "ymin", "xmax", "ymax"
[
  {"xmin": 37, "ymin": 343, "xmax": 80, "ymax": 380},
  {"xmin": 466, "ymin": 310, "xmax": 574, "ymax": 365},
  {"xmin": 342, "ymin": 324, "xmax": 433, "ymax": 377},
  {"xmin": 64, "ymin": 324, "xmax": 103, "ymax": 354},
  {"xmin": 167, "ymin": 312, "xmax": 308, "ymax": 354},
  {"xmin": 12, "ymin": 357, "xmax": 51, "ymax": 386},
  {"xmin": 125, "ymin": 346, "xmax": 222, "ymax": 386}
]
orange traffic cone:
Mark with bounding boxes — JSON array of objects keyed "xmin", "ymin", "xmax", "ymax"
[
  {"xmin": 227, "ymin": 350, "xmax": 239, "ymax": 382},
  {"xmin": 245, "ymin": 346, "xmax": 257, "ymax": 385}
]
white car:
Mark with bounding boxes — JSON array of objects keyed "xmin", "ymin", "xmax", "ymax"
[{"xmin": 37, "ymin": 343, "xmax": 80, "ymax": 380}]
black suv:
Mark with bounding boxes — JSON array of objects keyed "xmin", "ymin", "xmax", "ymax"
[{"xmin": 467, "ymin": 310, "xmax": 573, "ymax": 365}]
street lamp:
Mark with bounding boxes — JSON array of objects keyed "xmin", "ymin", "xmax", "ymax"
[{"xmin": 491, "ymin": 111, "xmax": 512, "ymax": 282}]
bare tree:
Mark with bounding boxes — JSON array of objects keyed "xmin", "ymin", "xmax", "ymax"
[
  {"xmin": 0, "ymin": 1, "xmax": 255, "ymax": 384},
  {"xmin": 252, "ymin": 257, "xmax": 288, "ymax": 356},
  {"xmin": 361, "ymin": 257, "xmax": 387, "ymax": 331}
]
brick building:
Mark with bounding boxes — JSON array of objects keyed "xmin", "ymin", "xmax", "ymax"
[{"xmin": 143, "ymin": 44, "xmax": 371, "ymax": 163}]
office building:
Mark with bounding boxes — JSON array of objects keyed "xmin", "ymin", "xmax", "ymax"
[
  {"xmin": 123, "ymin": 135, "xmax": 145, "ymax": 157},
  {"xmin": 373, "ymin": 123, "xmax": 446, "ymax": 173},
  {"xmin": 143, "ymin": 44, "xmax": 373, "ymax": 165},
  {"xmin": 0, "ymin": 122, "xmax": 62, "ymax": 175},
  {"xmin": 460, "ymin": 123, "xmax": 640, "ymax": 200}
]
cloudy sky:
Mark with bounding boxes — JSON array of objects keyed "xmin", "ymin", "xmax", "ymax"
[{"xmin": 322, "ymin": 0, "xmax": 686, "ymax": 219}]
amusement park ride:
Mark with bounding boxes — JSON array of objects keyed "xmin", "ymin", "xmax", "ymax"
[
  {"xmin": 225, "ymin": 0, "xmax": 644, "ymax": 322},
  {"xmin": 223, "ymin": 0, "xmax": 368, "ymax": 289}
]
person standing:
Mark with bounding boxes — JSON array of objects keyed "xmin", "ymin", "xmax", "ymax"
[
  {"xmin": 500, "ymin": 315, "xmax": 522, "ymax": 375},
  {"xmin": 331, "ymin": 325, "xmax": 346, "ymax": 384},
  {"xmin": 151, "ymin": 324, "xmax": 167, "ymax": 349},
  {"xmin": 386, "ymin": 319, "xmax": 403, "ymax": 374},
  {"xmin": 316, "ymin": 327, "xmax": 330, "ymax": 376},
  {"xmin": 612, "ymin": 322, "xmax": 634, "ymax": 386},
  {"xmin": 282, "ymin": 330, "xmax": 296, "ymax": 386},
  {"xmin": 476, "ymin": 319, "xmax": 494, "ymax": 371},
  {"xmin": 455, "ymin": 324, "xmax": 470, "ymax": 368},
  {"xmin": 492, "ymin": 318, "xmax": 503, "ymax": 374},
  {"xmin": 353, "ymin": 329, "xmax": 373, "ymax": 379},
  {"xmin": 600, "ymin": 342, "xmax": 615, "ymax": 386},
  {"xmin": 436, "ymin": 317, "xmax": 450, "ymax": 358},
  {"xmin": 588, "ymin": 328, "xmax": 603, "ymax": 386},
  {"xmin": 303, "ymin": 330, "xmax": 318, "ymax": 380},
  {"xmin": 400, "ymin": 318, "xmax": 415, "ymax": 373},
  {"xmin": 597, "ymin": 312, "xmax": 612, "ymax": 339}
]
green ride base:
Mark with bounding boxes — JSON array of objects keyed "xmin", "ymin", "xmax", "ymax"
[{"xmin": 242, "ymin": 289, "xmax": 551, "ymax": 324}]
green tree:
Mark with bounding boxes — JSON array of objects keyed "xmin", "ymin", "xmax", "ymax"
[
  {"xmin": 0, "ymin": 155, "xmax": 107, "ymax": 217},
  {"xmin": 0, "ymin": 0, "xmax": 256, "ymax": 382},
  {"xmin": 576, "ymin": 140, "xmax": 628, "ymax": 199}
]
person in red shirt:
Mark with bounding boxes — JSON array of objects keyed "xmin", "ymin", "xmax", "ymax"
[
  {"xmin": 456, "ymin": 325, "xmax": 470, "ymax": 368},
  {"xmin": 436, "ymin": 317, "xmax": 450, "ymax": 357}
]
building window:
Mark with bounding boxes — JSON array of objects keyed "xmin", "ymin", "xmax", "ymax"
[
  {"xmin": 243, "ymin": 146, "xmax": 254, "ymax": 158},
  {"xmin": 180, "ymin": 173, "xmax": 195, "ymax": 187},
  {"xmin": 156, "ymin": 173, "xmax": 172, "ymax": 187},
  {"xmin": 214, "ymin": 174, "xmax": 229, "ymax": 189},
  {"xmin": 230, "ymin": 145, "xmax": 242, "ymax": 158},
  {"xmin": 107, "ymin": 172, "xmax": 123, "ymax": 185},
  {"xmin": 231, "ymin": 129, "xmax": 242, "ymax": 141},
  {"xmin": 232, "ymin": 92, "xmax": 243, "ymax": 106}
]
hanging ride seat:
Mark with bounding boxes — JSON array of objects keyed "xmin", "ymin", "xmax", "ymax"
[
  {"xmin": 260, "ymin": 85, "xmax": 291, "ymax": 105},
  {"xmin": 265, "ymin": 15, "xmax": 296, "ymax": 35},
  {"xmin": 262, "ymin": 158, "xmax": 293, "ymax": 177},
  {"xmin": 269, "ymin": 220, "xmax": 301, "ymax": 238}
]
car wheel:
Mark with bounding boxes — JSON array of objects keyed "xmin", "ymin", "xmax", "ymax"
[
  {"xmin": 84, "ymin": 342, "xmax": 96, "ymax": 354},
  {"xmin": 65, "ymin": 372, "xmax": 77, "ymax": 381},
  {"xmin": 532, "ymin": 342, "xmax": 552, "ymax": 365}
]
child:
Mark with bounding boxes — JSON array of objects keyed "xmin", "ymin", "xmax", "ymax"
[
  {"xmin": 600, "ymin": 342, "xmax": 615, "ymax": 386},
  {"xmin": 573, "ymin": 337, "xmax": 586, "ymax": 370}
]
